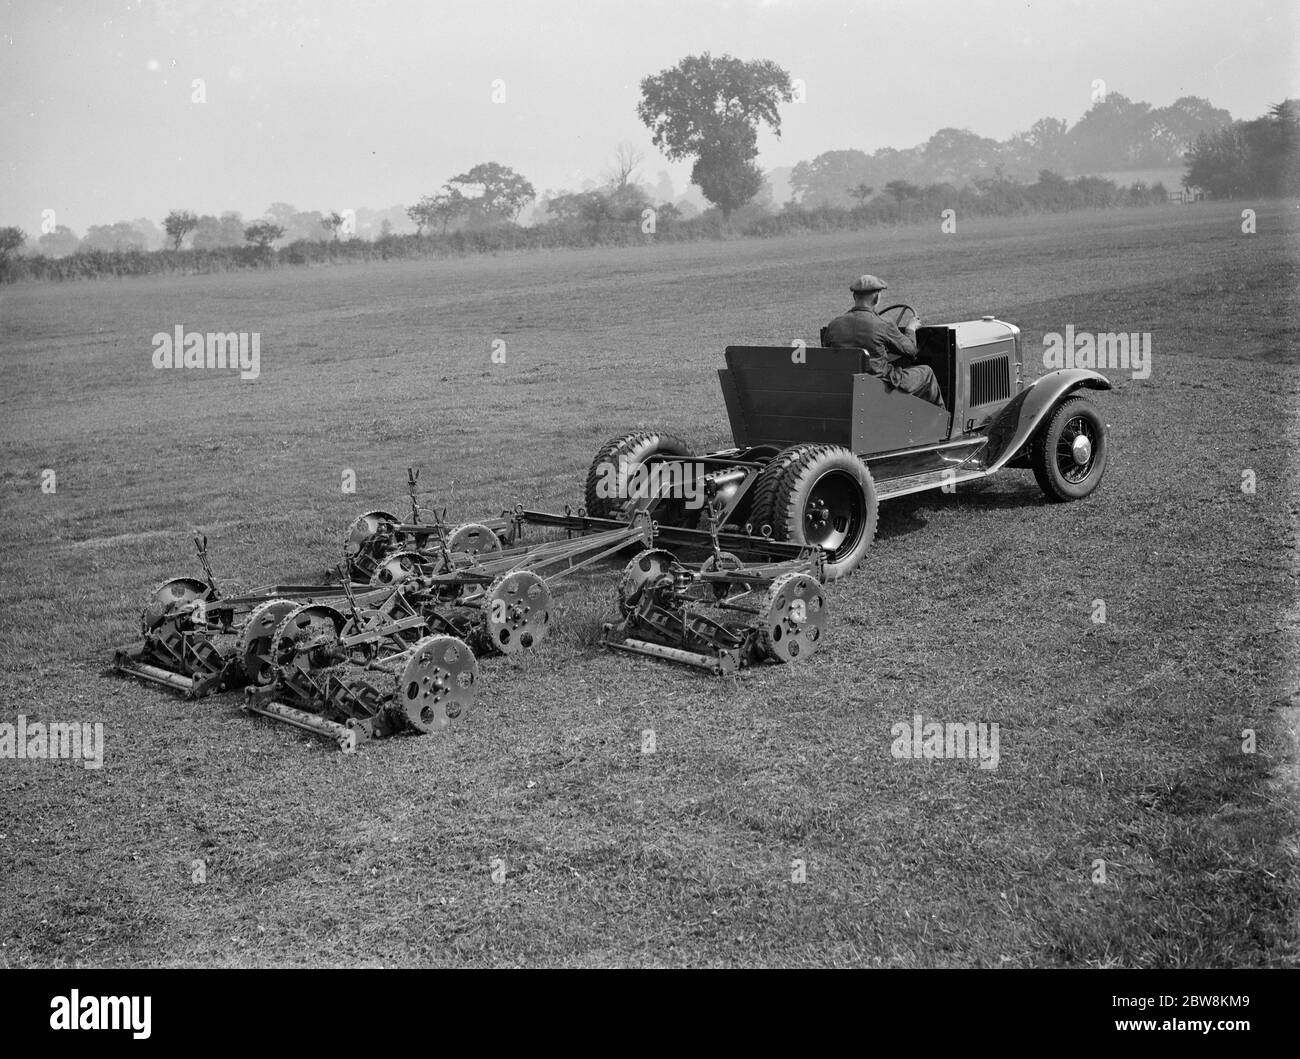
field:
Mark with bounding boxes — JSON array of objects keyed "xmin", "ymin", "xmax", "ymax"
[{"xmin": 1, "ymin": 201, "xmax": 1296, "ymax": 967}]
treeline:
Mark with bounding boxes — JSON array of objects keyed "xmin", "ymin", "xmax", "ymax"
[
  {"xmin": 790, "ymin": 94, "xmax": 1233, "ymax": 207},
  {"xmin": 4, "ymin": 171, "xmax": 1171, "ymax": 283},
  {"xmin": 1185, "ymin": 101, "xmax": 1300, "ymax": 197}
]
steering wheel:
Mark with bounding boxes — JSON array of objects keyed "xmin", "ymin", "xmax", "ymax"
[{"xmin": 879, "ymin": 303, "xmax": 917, "ymax": 330}]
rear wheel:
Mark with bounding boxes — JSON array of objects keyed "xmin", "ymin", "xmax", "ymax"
[
  {"xmin": 584, "ymin": 431, "xmax": 696, "ymax": 522},
  {"xmin": 748, "ymin": 444, "xmax": 877, "ymax": 580},
  {"xmin": 1031, "ymin": 396, "xmax": 1107, "ymax": 502}
]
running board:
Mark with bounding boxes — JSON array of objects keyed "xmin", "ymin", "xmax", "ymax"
[{"xmin": 875, "ymin": 467, "xmax": 990, "ymax": 500}]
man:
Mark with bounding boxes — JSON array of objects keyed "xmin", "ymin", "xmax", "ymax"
[{"xmin": 821, "ymin": 274, "xmax": 945, "ymax": 407}]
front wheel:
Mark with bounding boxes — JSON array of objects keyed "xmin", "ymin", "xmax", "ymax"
[
  {"xmin": 1031, "ymin": 396, "xmax": 1108, "ymax": 502},
  {"xmin": 748, "ymin": 443, "xmax": 877, "ymax": 580}
]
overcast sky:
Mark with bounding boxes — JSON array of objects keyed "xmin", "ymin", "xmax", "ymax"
[{"xmin": 3, "ymin": 0, "xmax": 1297, "ymax": 231}]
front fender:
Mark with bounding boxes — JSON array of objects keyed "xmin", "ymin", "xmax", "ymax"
[{"xmin": 983, "ymin": 370, "xmax": 1112, "ymax": 471}]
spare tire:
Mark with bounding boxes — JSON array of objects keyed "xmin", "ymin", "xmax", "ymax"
[
  {"xmin": 748, "ymin": 443, "xmax": 877, "ymax": 580},
  {"xmin": 584, "ymin": 431, "xmax": 696, "ymax": 520}
]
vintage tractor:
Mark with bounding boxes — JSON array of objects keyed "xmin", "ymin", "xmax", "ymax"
[{"xmin": 586, "ymin": 314, "xmax": 1111, "ymax": 579}]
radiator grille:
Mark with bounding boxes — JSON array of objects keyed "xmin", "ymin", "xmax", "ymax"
[{"xmin": 969, "ymin": 354, "xmax": 1011, "ymax": 407}]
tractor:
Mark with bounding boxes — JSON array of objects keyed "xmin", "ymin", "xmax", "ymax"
[{"xmin": 586, "ymin": 311, "xmax": 1112, "ymax": 579}]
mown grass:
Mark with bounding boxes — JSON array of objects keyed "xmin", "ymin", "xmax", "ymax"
[{"xmin": 0, "ymin": 202, "xmax": 1296, "ymax": 966}]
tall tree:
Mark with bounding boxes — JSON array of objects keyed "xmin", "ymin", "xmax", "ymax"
[
  {"xmin": 163, "ymin": 209, "xmax": 199, "ymax": 250},
  {"xmin": 637, "ymin": 53, "xmax": 792, "ymax": 218}
]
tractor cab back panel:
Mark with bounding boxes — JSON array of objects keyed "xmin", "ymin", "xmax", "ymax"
[
  {"xmin": 720, "ymin": 345, "xmax": 951, "ymax": 455},
  {"xmin": 719, "ymin": 346, "xmax": 859, "ymax": 449}
]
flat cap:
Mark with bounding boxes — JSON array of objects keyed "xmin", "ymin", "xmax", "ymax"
[{"xmin": 850, "ymin": 274, "xmax": 888, "ymax": 293}]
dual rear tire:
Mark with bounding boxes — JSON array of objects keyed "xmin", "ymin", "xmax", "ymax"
[
  {"xmin": 747, "ymin": 444, "xmax": 877, "ymax": 580},
  {"xmin": 585, "ymin": 433, "xmax": 877, "ymax": 580}
]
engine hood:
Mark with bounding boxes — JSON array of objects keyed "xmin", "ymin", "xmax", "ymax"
[{"xmin": 946, "ymin": 318, "xmax": 1021, "ymax": 349}]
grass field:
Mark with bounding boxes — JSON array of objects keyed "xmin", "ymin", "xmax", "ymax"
[{"xmin": 1, "ymin": 201, "xmax": 1296, "ymax": 967}]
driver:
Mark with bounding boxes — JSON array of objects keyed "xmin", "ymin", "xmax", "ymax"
[{"xmin": 821, "ymin": 274, "xmax": 945, "ymax": 407}]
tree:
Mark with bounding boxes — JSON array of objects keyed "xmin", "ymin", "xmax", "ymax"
[
  {"xmin": 1186, "ymin": 99, "xmax": 1300, "ymax": 197},
  {"xmin": 543, "ymin": 190, "xmax": 611, "ymax": 228},
  {"xmin": 606, "ymin": 142, "xmax": 644, "ymax": 190},
  {"xmin": 922, "ymin": 127, "xmax": 1003, "ymax": 182},
  {"xmin": 883, "ymin": 179, "xmax": 921, "ymax": 201},
  {"xmin": 637, "ymin": 53, "xmax": 793, "ymax": 218},
  {"xmin": 322, "ymin": 211, "xmax": 345, "ymax": 240},
  {"xmin": 407, "ymin": 188, "xmax": 467, "ymax": 235},
  {"xmin": 163, "ymin": 209, "xmax": 199, "ymax": 250},
  {"xmin": 1149, "ymin": 96, "xmax": 1232, "ymax": 163},
  {"xmin": 244, "ymin": 221, "xmax": 286, "ymax": 249},
  {"xmin": 1185, "ymin": 125, "xmax": 1250, "ymax": 197},
  {"xmin": 447, "ymin": 162, "xmax": 536, "ymax": 221},
  {"xmin": 191, "ymin": 212, "xmax": 246, "ymax": 250},
  {"xmin": 262, "ymin": 202, "xmax": 325, "ymax": 242},
  {"xmin": 37, "ymin": 225, "xmax": 80, "ymax": 257},
  {"xmin": 693, "ymin": 129, "xmax": 765, "ymax": 217},
  {"xmin": 131, "ymin": 216, "xmax": 165, "ymax": 251},
  {"xmin": 606, "ymin": 181, "xmax": 652, "ymax": 222},
  {"xmin": 654, "ymin": 201, "xmax": 682, "ymax": 227},
  {"xmin": 0, "ymin": 226, "xmax": 26, "ymax": 267},
  {"xmin": 848, "ymin": 182, "xmax": 875, "ymax": 205},
  {"xmin": 790, "ymin": 149, "xmax": 873, "ymax": 207},
  {"xmin": 81, "ymin": 222, "xmax": 147, "ymax": 252},
  {"xmin": 1005, "ymin": 117, "xmax": 1070, "ymax": 175},
  {"xmin": 1065, "ymin": 93, "xmax": 1156, "ymax": 170}
]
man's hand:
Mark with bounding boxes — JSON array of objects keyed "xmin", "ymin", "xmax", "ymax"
[{"xmin": 904, "ymin": 317, "xmax": 921, "ymax": 334}]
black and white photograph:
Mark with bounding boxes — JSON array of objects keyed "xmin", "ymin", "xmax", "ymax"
[{"xmin": 0, "ymin": 0, "xmax": 1296, "ymax": 1017}]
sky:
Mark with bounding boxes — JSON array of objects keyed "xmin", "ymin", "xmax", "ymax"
[{"xmin": 2, "ymin": 0, "xmax": 1297, "ymax": 232}]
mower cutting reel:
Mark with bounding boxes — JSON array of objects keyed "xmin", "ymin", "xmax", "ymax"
[
  {"xmin": 114, "ymin": 574, "xmax": 239, "ymax": 697},
  {"xmin": 242, "ymin": 599, "xmax": 479, "ymax": 750},
  {"xmin": 601, "ymin": 548, "xmax": 828, "ymax": 675}
]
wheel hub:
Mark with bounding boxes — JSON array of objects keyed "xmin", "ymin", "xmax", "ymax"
[{"xmin": 1071, "ymin": 434, "xmax": 1093, "ymax": 467}]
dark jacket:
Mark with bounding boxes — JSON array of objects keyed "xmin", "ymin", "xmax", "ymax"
[{"xmin": 822, "ymin": 305, "xmax": 918, "ymax": 365}]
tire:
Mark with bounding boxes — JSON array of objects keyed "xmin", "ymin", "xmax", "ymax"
[
  {"xmin": 1031, "ymin": 396, "xmax": 1108, "ymax": 502},
  {"xmin": 748, "ymin": 443, "xmax": 878, "ymax": 580},
  {"xmin": 584, "ymin": 431, "xmax": 696, "ymax": 520}
]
